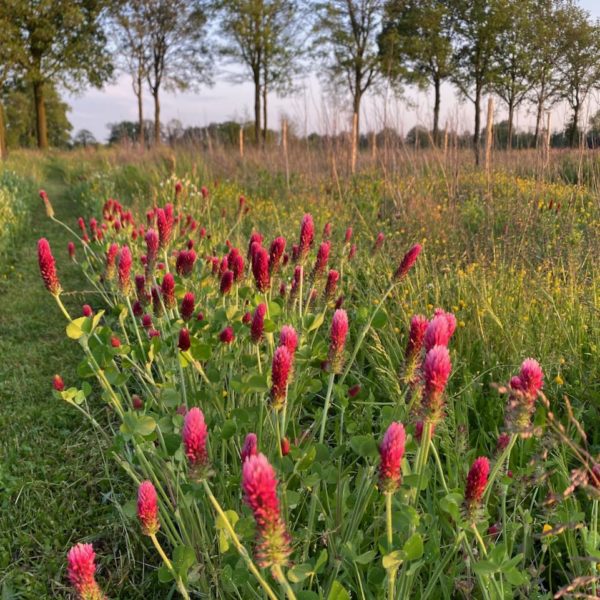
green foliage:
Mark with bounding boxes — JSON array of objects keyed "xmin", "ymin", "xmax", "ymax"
[{"xmin": 4, "ymin": 83, "xmax": 72, "ymax": 149}]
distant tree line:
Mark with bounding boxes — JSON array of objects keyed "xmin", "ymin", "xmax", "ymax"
[{"xmin": 2, "ymin": 0, "xmax": 600, "ymax": 163}]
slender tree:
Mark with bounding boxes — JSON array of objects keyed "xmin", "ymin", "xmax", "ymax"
[
  {"xmin": 490, "ymin": 0, "xmax": 535, "ymax": 149},
  {"xmin": 0, "ymin": 0, "xmax": 112, "ymax": 149},
  {"xmin": 112, "ymin": 0, "xmax": 150, "ymax": 147},
  {"xmin": 216, "ymin": 0, "xmax": 303, "ymax": 144},
  {"xmin": 451, "ymin": 0, "xmax": 508, "ymax": 164},
  {"xmin": 378, "ymin": 0, "xmax": 453, "ymax": 144},
  {"xmin": 141, "ymin": 0, "xmax": 212, "ymax": 145},
  {"xmin": 527, "ymin": 0, "xmax": 564, "ymax": 147},
  {"xmin": 554, "ymin": 4, "xmax": 600, "ymax": 147},
  {"xmin": 313, "ymin": 0, "xmax": 384, "ymax": 145}
]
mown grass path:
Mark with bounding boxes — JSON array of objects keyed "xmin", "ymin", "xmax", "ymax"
[{"xmin": 0, "ymin": 182, "xmax": 150, "ymax": 598}]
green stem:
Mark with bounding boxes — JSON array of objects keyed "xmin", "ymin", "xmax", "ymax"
[
  {"xmin": 421, "ymin": 532, "xmax": 465, "ymax": 600},
  {"xmin": 339, "ymin": 283, "xmax": 396, "ymax": 386},
  {"xmin": 272, "ymin": 564, "xmax": 297, "ymax": 600},
  {"xmin": 150, "ymin": 533, "xmax": 190, "ymax": 600},
  {"xmin": 430, "ymin": 440, "xmax": 449, "ymax": 494},
  {"xmin": 385, "ymin": 492, "xmax": 396, "ymax": 600},
  {"xmin": 303, "ymin": 372, "xmax": 336, "ymax": 561},
  {"xmin": 318, "ymin": 372, "xmax": 336, "ymax": 444},
  {"xmin": 201, "ymin": 481, "xmax": 279, "ymax": 600},
  {"xmin": 411, "ymin": 422, "xmax": 432, "ymax": 506},
  {"xmin": 484, "ymin": 434, "xmax": 517, "ymax": 503}
]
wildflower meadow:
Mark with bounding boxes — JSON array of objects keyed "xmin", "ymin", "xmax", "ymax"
[{"xmin": 0, "ymin": 146, "xmax": 594, "ymax": 599}]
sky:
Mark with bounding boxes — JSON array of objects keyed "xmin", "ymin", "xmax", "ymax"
[{"xmin": 65, "ymin": 0, "xmax": 600, "ymax": 142}]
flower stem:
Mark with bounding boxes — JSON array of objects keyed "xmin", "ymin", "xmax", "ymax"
[
  {"xmin": 385, "ymin": 492, "xmax": 396, "ymax": 600},
  {"xmin": 303, "ymin": 371, "xmax": 336, "ymax": 560},
  {"xmin": 339, "ymin": 283, "xmax": 396, "ymax": 386},
  {"xmin": 272, "ymin": 564, "xmax": 297, "ymax": 600},
  {"xmin": 150, "ymin": 533, "xmax": 190, "ymax": 600},
  {"xmin": 201, "ymin": 481, "xmax": 279, "ymax": 600},
  {"xmin": 484, "ymin": 434, "xmax": 517, "ymax": 503}
]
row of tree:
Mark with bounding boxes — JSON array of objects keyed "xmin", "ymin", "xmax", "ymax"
[{"xmin": 1, "ymin": 0, "xmax": 599, "ymax": 163}]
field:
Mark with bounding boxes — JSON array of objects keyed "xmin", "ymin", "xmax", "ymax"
[{"xmin": 1, "ymin": 145, "xmax": 600, "ymax": 599}]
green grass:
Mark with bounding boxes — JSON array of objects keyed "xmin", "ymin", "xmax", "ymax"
[{"xmin": 0, "ymin": 179, "xmax": 158, "ymax": 598}]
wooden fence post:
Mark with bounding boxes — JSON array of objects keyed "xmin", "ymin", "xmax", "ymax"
[
  {"xmin": 485, "ymin": 97, "xmax": 494, "ymax": 181},
  {"xmin": 282, "ymin": 118, "xmax": 290, "ymax": 191},
  {"xmin": 351, "ymin": 112, "xmax": 358, "ymax": 175}
]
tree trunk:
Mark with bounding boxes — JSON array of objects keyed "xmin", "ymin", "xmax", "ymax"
[
  {"xmin": 570, "ymin": 105, "xmax": 579, "ymax": 148},
  {"xmin": 0, "ymin": 102, "xmax": 7, "ymax": 160},
  {"xmin": 137, "ymin": 72, "xmax": 144, "ymax": 148},
  {"xmin": 507, "ymin": 99, "xmax": 514, "ymax": 150},
  {"xmin": 262, "ymin": 83, "xmax": 267, "ymax": 146},
  {"xmin": 353, "ymin": 92, "xmax": 361, "ymax": 148},
  {"xmin": 473, "ymin": 84, "xmax": 481, "ymax": 166},
  {"xmin": 253, "ymin": 67, "xmax": 261, "ymax": 145},
  {"xmin": 33, "ymin": 81, "xmax": 48, "ymax": 150},
  {"xmin": 534, "ymin": 81, "xmax": 546, "ymax": 148},
  {"xmin": 153, "ymin": 89, "xmax": 161, "ymax": 145},
  {"xmin": 433, "ymin": 76, "xmax": 441, "ymax": 146}
]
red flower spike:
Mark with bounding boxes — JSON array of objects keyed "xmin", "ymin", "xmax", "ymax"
[
  {"xmin": 220, "ymin": 270, "xmax": 234, "ymax": 295},
  {"xmin": 82, "ymin": 304, "xmax": 93, "ymax": 317},
  {"xmin": 242, "ymin": 453, "xmax": 291, "ymax": 568},
  {"xmin": 270, "ymin": 346, "xmax": 292, "ymax": 411},
  {"xmin": 251, "ymin": 303, "xmax": 267, "ymax": 343},
  {"xmin": 312, "ymin": 241, "xmax": 330, "ymax": 279},
  {"xmin": 220, "ymin": 326, "xmax": 235, "ymax": 344},
  {"xmin": 324, "ymin": 269, "xmax": 339, "ymax": 301},
  {"xmin": 145, "ymin": 229, "xmax": 159, "ymax": 266},
  {"xmin": 157, "ymin": 207, "xmax": 173, "ymax": 250},
  {"xmin": 252, "ymin": 247, "xmax": 270, "ymax": 293},
  {"xmin": 68, "ymin": 241, "xmax": 76, "ymax": 260},
  {"xmin": 241, "ymin": 433, "xmax": 258, "ymax": 463},
  {"xmin": 53, "ymin": 374, "xmax": 65, "ymax": 392},
  {"xmin": 422, "ymin": 345, "xmax": 452, "ymax": 424},
  {"xmin": 424, "ymin": 310, "xmax": 456, "ymax": 351},
  {"xmin": 137, "ymin": 480, "xmax": 160, "ymax": 536},
  {"xmin": 40, "ymin": 189, "xmax": 54, "ymax": 218},
  {"xmin": 504, "ymin": 358, "xmax": 544, "ymax": 437},
  {"xmin": 230, "ymin": 251, "xmax": 245, "ymax": 282},
  {"xmin": 298, "ymin": 214, "xmax": 314, "ymax": 261},
  {"xmin": 281, "ymin": 437, "xmax": 291, "ymax": 456},
  {"xmin": 182, "ymin": 407, "xmax": 209, "ymax": 478},
  {"xmin": 348, "ymin": 384, "xmax": 361, "ymax": 398},
  {"xmin": 328, "ymin": 309, "xmax": 349, "ymax": 374},
  {"xmin": 268, "ymin": 237, "xmax": 286, "ymax": 274},
  {"xmin": 181, "ymin": 292, "xmax": 195, "ymax": 321},
  {"xmin": 105, "ymin": 243, "xmax": 119, "ymax": 280},
  {"xmin": 161, "ymin": 273, "xmax": 176, "ymax": 309},
  {"xmin": 394, "ymin": 244, "xmax": 422, "ymax": 281},
  {"xmin": 379, "ymin": 422, "xmax": 406, "ymax": 493},
  {"xmin": 67, "ymin": 543, "xmax": 105, "ymax": 600},
  {"xmin": 37, "ymin": 238, "xmax": 61, "ymax": 295},
  {"xmin": 178, "ymin": 328, "xmax": 191, "ymax": 352},
  {"xmin": 279, "ymin": 325, "xmax": 298, "ymax": 356},
  {"xmin": 518, "ymin": 358, "xmax": 544, "ymax": 398},
  {"xmin": 118, "ymin": 246, "xmax": 133, "ymax": 295},
  {"xmin": 464, "ymin": 456, "xmax": 490, "ymax": 509}
]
